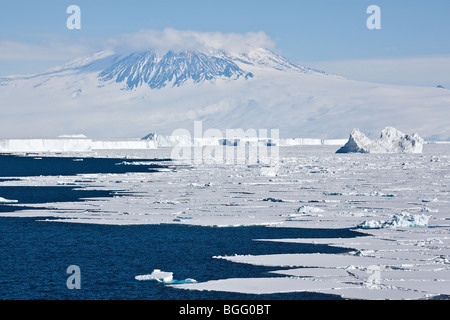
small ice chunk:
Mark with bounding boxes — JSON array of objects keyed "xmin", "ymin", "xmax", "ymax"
[
  {"xmin": 135, "ymin": 269, "xmax": 173, "ymax": 283},
  {"xmin": 421, "ymin": 207, "xmax": 438, "ymax": 213},
  {"xmin": 422, "ymin": 198, "xmax": 438, "ymax": 203},
  {"xmin": 260, "ymin": 165, "xmax": 280, "ymax": 177},
  {"xmin": 358, "ymin": 220, "xmax": 385, "ymax": 229},
  {"xmin": 263, "ymin": 197, "xmax": 284, "ymax": 202},
  {"xmin": 135, "ymin": 269, "xmax": 197, "ymax": 284},
  {"xmin": 297, "ymin": 206, "xmax": 325, "ymax": 213},
  {"xmin": 0, "ymin": 197, "xmax": 18, "ymax": 203}
]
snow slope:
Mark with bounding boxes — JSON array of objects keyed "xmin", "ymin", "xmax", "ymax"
[{"xmin": 1, "ymin": 48, "xmax": 449, "ymax": 140}]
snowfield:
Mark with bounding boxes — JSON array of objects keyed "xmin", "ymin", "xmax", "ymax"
[
  {"xmin": 0, "ymin": 144, "xmax": 449, "ymax": 300},
  {"xmin": 1, "ymin": 48, "xmax": 449, "ymax": 140}
]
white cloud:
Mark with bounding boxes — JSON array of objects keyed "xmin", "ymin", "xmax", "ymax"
[
  {"xmin": 0, "ymin": 29, "xmax": 276, "ymax": 75},
  {"xmin": 104, "ymin": 28, "xmax": 276, "ymax": 55}
]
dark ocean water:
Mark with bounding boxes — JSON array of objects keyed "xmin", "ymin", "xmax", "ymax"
[
  {"xmin": 0, "ymin": 154, "xmax": 362, "ymax": 300},
  {"xmin": 0, "ymin": 154, "xmax": 171, "ymax": 177},
  {"xmin": 0, "ymin": 218, "xmax": 363, "ymax": 300}
]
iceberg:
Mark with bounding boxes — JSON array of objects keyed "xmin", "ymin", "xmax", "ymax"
[
  {"xmin": 358, "ymin": 213, "xmax": 431, "ymax": 229},
  {"xmin": 336, "ymin": 127, "xmax": 424, "ymax": 154}
]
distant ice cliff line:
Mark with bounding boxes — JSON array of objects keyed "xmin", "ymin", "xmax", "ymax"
[
  {"xmin": 0, "ymin": 126, "xmax": 429, "ymax": 154},
  {"xmin": 0, "ymin": 138, "xmax": 156, "ymax": 153},
  {"xmin": 159, "ymin": 121, "xmax": 280, "ymax": 165},
  {"xmin": 142, "ymin": 121, "xmax": 347, "ymax": 148},
  {"xmin": 142, "ymin": 133, "xmax": 347, "ymax": 148}
]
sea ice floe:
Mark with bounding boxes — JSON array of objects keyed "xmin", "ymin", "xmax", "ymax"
[
  {"xmin": 213, "ymin": 253, "xmax": 411, "ymax": 268},
  {"xmin": 170, "ymin": 276, "xmax": 360, "ymax": 295}
]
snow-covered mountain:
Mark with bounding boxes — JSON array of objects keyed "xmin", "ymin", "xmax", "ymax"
[
  {"xmin": 98, "ymin": 51, "xmax": 251, "ymax": 90},
  {"xmin": 0, "ymin": 47, "xmax": 449, "ymax": 140},
  {"xmin": 83, "ymin": 48, "xmax": 322, "ymax": 90}
]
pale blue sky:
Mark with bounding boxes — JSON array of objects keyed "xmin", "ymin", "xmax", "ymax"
[{"xmin": 1, "ymin": 0, "xmax": 449, "ymax": 86}]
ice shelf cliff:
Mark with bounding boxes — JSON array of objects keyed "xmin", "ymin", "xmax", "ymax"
[
  {"xmin": 336, "ymin": 127, "xmax": 424, "ymax": 154},
  {"xmin": 0, "ymin": 138, "xmax": 156, "ymax": 153},
  {"xmin": 142, "ymin": 133, "xmax": 347, "ymax": 147}
]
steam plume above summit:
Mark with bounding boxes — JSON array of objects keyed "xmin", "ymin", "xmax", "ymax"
[{"xmin": 104, "ymin": 28, "xmax": 277, "ymax": 55}]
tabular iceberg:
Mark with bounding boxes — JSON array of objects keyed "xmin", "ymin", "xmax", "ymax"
[{"xmin": 336, "ymin": 127, "xmax": 424, "ymax": 154}]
